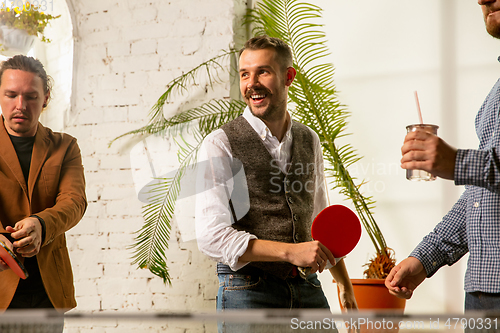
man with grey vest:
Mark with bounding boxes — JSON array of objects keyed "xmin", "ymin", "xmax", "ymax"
[{"xmin": 195, "ymin": 36, "xmax": 357, "ymax": 319}]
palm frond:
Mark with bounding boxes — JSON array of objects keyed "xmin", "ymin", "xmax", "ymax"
[
  {"xmin": 131, "ymin": 175, "xmax": 178, "ymax": 284},
  {"xmin": 130, "ymin": 132, "xmax": 201, "ymax": 284},
  {"xmin": 127, "ymin": 99, "xmax": 244, "ymax": 281},
  {"xmin": 109, "ymin": 50, "xmax": 238, "ymax": 147},
  {"xmin": 195, "ymin": 100, "xmax": 246, "ymax": 136},
  {"xmin": 110, "ymin": 98, "xmax": 245, "ymax": 146},
  {"xmin": 148, "ymin": 49, "xmax": 238, "ymax": 122}
]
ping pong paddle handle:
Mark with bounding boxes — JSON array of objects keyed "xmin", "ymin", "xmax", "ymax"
[{"xmin": 298, "ymin": 258, "xmax": 339, "ymax": 278}]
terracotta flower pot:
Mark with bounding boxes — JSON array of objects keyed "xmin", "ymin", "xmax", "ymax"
[
  {"xmin": 337, "ymin": 279, "xmax": 406, "ymax": 333},
  {"xmin": 349, "ymin": 278, "xmax": 406, "ymax": 310}
]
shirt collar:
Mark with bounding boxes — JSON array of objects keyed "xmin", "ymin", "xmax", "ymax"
[{"xmin": 242, "ymin": 106, "xmax": 293, "ymax": 142}]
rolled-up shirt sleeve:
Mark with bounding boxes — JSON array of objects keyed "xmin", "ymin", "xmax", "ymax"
[{"xmin": 195, "ymin": 129, "xmax": 256, "ymax": 271}]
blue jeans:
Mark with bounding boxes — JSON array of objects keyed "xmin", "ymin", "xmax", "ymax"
[
  {"xmin": 217, "ymin": 271, "xmax": 329, "ymax": 309},
  {"xmin": 465, "ymin": 292, "xmax": 500, "ymax": 333},
  {"xmin": 465, "ymin": 292, "xmax": 500, "ymax": 310},
  {"xmin": 217, "ymin": 272, "xmax": 337, "ymax": 332}
]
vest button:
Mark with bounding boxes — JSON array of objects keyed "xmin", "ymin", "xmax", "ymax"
[
  {"xmin": 293, "ymin": 214, "xmax": 298, "ymax": 221},
  {"xmin": 288, "ymin": 197, "xmax": 294, "ymax": 204},
  {"xmin": 294, "ymin": 233, "xmax": 300, "ymax": 241}
]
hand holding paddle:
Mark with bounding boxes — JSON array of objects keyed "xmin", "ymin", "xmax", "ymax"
[
  {"xmin": 0, "ymin": 237, "xmax": 29, "ymax": 279},
  {"xmin": 7, "ymin": 216, "xmax": 43, "ymax": 258},
  {"xmin": 288, "ymin": 240, "xmax": 336, "ymax": 275},
  {"xmin": 298, "ymin": 205, "xmax": 362, "ymax": 277}
]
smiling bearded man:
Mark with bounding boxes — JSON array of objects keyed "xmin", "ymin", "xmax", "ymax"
[{"xmin": 195, "ymin": 35, "xmax": 358, "ymax": 332}]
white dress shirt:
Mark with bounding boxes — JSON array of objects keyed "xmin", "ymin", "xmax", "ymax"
[{"xmin": 195, "ymin": 106, "xmax": 328, "ymax": 271}]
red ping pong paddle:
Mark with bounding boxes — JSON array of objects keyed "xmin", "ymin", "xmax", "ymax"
[
  {"xmin": 0, "ymin": 240, "xmax": 29, "ymax": 279},
  {"xmin": 299, "ymin": 205, "xmax": 362, "ymax": 277},
  {"xmin": 311, "ymin": 204, "xmax": 362, "ymax": 259}
]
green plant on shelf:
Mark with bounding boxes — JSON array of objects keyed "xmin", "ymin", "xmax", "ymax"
[{"xmin": 0, "ymin": 3, "xmax": 60, "ymax": 44}]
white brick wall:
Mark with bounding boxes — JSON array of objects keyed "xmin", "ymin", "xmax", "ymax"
[{"xmin": 38, "ymin": 0, "xmax": 248, "ymax": 331}]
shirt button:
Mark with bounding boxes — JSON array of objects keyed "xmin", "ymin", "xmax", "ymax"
[
  {"xmin": 293, "ymin": 214, "xmax": 298, "ymax": 221},
  {"xmin": 474, "ymin": 202, "xmax": 479, "ymax": 208},
  {"xmin": 294, "ymin": 233, "xmax": 300, "ymax": 241}
]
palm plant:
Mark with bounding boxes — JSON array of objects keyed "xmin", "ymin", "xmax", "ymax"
[{"xmin": 111, "ymin": 0, "xmax": 395, "ymax": 284}]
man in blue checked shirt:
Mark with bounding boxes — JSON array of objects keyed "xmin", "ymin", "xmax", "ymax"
[{"xmin": 385, "ymin": 0, "xmax": 500, "ymax": 311}]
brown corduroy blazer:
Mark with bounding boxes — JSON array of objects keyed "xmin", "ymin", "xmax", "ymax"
[{"xmin": 0, "ymin": 116, "xmax": 87, "ymax": 311}]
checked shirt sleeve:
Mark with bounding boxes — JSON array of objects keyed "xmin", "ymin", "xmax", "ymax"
[
  {"xmin": 410, "ymin": 190, "xmax": 469, "ymax": 277},
  {"xmin": 455, "ymin": 148, "xmax": 500, "ymax": 194}
]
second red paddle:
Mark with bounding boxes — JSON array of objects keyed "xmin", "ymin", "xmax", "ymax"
[{"xmin": 0, "ymin": 240, "xmax": 29, "ymax": 280}]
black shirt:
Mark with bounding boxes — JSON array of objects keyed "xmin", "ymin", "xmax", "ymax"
[
  {"xmin": 7, "ymin": 134, "xmax": 44, "ymax": 293},
  {"xmin": 8, "ymin": 134, "xmax": 34, "ymax": 183}
]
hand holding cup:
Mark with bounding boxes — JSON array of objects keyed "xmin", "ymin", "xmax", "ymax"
[{"xmin": 401, "ymin": 124, "xmax": 457, "ymax": 181}]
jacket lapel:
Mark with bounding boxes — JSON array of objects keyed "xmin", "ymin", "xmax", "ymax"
[
  {"xmin": 0, "ymin": 116, "xmax": 28, "ymax": 196},
  {"xmin": 28, "ymin": 123, "xmax": 49, "ymax": 200}
]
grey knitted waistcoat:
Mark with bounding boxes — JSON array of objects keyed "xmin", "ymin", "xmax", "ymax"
[{"xmin": 221, "ymin": 116, "xmax": 316, "ymax": 279}]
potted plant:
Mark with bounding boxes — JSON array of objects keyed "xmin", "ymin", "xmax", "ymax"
[
  {"xmin": 0, "ymin": 3, "xmax": 60, "ymax": 55},
  {"xmin": 111, "ymin": 0, "xmax": 402, "ymax": 310}
]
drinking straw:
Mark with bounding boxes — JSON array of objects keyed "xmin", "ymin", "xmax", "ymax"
[{"xmin": 414, "ymin": 91, "xmax": 424, "ymax": 124}]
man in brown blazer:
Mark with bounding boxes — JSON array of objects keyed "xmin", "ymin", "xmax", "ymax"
[{"xmin": 0, "ymin": 55, "xmax": 87, "ymax": 320}]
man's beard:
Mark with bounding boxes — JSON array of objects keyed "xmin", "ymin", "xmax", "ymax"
[
  {"xmin": 245, "ymin": 88, "xmax": 286, "ymax": 122},
  {"xmin": 486, "ymin": 23, "xmax": 500, "ymax": 39},
  {"xmin": 248, "ymin": 98, "xmax": 287, "ymax": 123},
  {"xmin": 484, "ymin": 12, "xmax": 500, "ymax": 39}
]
